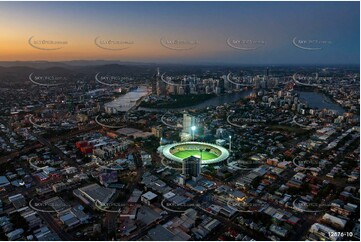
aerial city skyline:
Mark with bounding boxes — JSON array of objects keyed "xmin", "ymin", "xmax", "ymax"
[{"xmin": 0, "ymin": 1, "xmax": 359, "ymax": 242}]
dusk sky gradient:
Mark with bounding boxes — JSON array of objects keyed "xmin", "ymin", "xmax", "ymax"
[{"xmin": 0, "ymin": 1, "xmax": 359, "ymax": 65}]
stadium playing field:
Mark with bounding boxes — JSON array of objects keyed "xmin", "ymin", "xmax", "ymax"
[{"xmin": 172, "ymin": 150, "xmax": 218, "ymax": 160}]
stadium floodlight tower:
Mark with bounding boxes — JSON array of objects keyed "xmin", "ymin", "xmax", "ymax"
[
  {"xmin": 229, "ymin": 135, "xmax": 232, "ymax": 152},
  {"xmin": 191, "ymin": 126, "xmax": 196, "ymax": 141},
  {"xmin": 200, "ymin": 148, "xmax": 205, "ymax": 162}
]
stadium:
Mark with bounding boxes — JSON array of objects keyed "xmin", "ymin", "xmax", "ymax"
[{"xmin": 161, "ymin": 142, "xmax": 230, "ymax": 165}]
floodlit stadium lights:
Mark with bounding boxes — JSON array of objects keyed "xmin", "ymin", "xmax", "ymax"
[
  {"xmin": 191, "ymin": 126, "xmax": 196, "ymax": 141},
  {"xmin": 229, "ymin": 135, "xmax": 232, "ymax": 152}
]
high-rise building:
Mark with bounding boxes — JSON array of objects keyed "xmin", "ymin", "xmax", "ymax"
[
  {"xmin": 182, "ymin": 156, "xmax": 201, "ymax": 179},
  {"xmin": 153, "ymin": 67, "xmax": 167, "ymax": 96},
  {"xmin": 178, "ymin": 85, "xmax": 185, "ymax": 95},
  {"xmin": 222, "ymin": 75, "xmax": 230, "ymax": 91},
  {"xmin": 218, "ymin": 78, "xmax": 225, "ymax": 93},
  {"xmin": 266, "ymin": 67, "xmax": 270, "ymax": 79},
  {"xmin": 182, "ymin": 113, "xmax": 196, "ymax": 134},
  {"xmin": 156, "ymin": 77, "xmax": 167, "ymax": 96},
  {"xmin": 151, "ymin": 125, "xmax": 163, "ymax": 138},
  {"xmin": 151, "ymin": 68, "xmax": 158, "ymax": 95},
  {"xmin": 168, "ymin": 85, "xmax": 176, "ymax": 95}
]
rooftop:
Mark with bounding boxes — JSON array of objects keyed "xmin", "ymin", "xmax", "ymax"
[{"xmin": 142, "ymin": 191, "xmax": 158, "ymax": 201}]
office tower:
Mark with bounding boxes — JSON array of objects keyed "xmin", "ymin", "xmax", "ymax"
[
  {"xmin": 157, "ymin": 82, "xmax": 167, "ymax": 96},
  {"xmin": 218, "ymin": 78, "xmax": 225, "ymax": 94},
  {"xmin": 153, "ymin": 67, "xmax": 167, "ymax": 96},
  {"xmin": 156, "ymin": 80, "xmax": 167, "ymax": 96},
  {"xmin": 151, "ymin": 69, "xmax": 158, "ymax": 95},
  {"xmin": 222, "ymin": 75, "xmax": 230, "ymax": 91},
  {"xmin": 184, "ymin": 80, "xmax": 190, "ymax": 94}
]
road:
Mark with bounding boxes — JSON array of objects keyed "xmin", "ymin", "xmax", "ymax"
[
  {"xmin": 37, "ymin": 211, "xmax": 76, "ymax": 240},
  {"xmin": 30, "ymin": 131, "xmax": 79, "ymax": 168}
]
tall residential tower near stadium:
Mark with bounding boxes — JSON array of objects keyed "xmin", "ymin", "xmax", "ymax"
[
  {"xmin": 181, "ymin": 113, "xmax": 197, "ymax": 141},
  {"xmin": 182, "ymin": 156, "xmax": 201, "ymax": 181}
]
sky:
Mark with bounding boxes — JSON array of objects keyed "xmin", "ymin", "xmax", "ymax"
[{"xmin": 0, "ymin": 1, "xmax": 359, "ymax": 65}]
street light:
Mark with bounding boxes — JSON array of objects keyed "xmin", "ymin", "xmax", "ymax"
[
  {"xmin": 191, "ymin": 126, "xmax": 196, "ymax": 141},
  {"xmin": 229, "ymin": 135, "xmax": 232, "ymax": 152}
]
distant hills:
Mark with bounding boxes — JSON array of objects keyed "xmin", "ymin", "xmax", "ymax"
[
  {"xmin": 0, "ymin": 60, "xmax": 155, "ymax": 69},
  {"xmin": 0, "ymin": 60, "xmax": 358, "ymax": 70},
  {"xmin": 0, "ymin": 62, "xmax": 159, "ymax": 87}
]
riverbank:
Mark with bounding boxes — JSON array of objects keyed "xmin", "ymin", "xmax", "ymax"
[
  {"xmin": 138, "ymin": 90, "xmax": 254, "ymax": 112},
  {"xmin": 140, "ymin": 94, "xmax": 216, "ymax": 109}
]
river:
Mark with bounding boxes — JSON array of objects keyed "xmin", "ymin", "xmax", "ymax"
[
  {"xmin": 106, "ymin": 87, "xmax": 345, "ymax": 114},
  {"xmin": 104, "ymin": 86, "xmax": 149, "ymax": 112},
  {"xmin": 296, "ymin": 91, "xmax": 345, "ymax": 114},
  {"xmin": 138, "ymin": 90, "xmax": 254, "ymax": 112}
]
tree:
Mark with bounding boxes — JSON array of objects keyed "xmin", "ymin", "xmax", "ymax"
[
  {"xmin": 251, "ymin": 176, "xmax": 262, "ymax": 188},
  {"xmin": 10, "ymin": 212, "xmax": 29, "ymax": 232},
  {"xmin": 0, "ymin": 227, "xmax": 7, "ymax": 240},
  {"xmin": 82, "ymin": 156, "xmax": 92, "ymax": 163}
]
